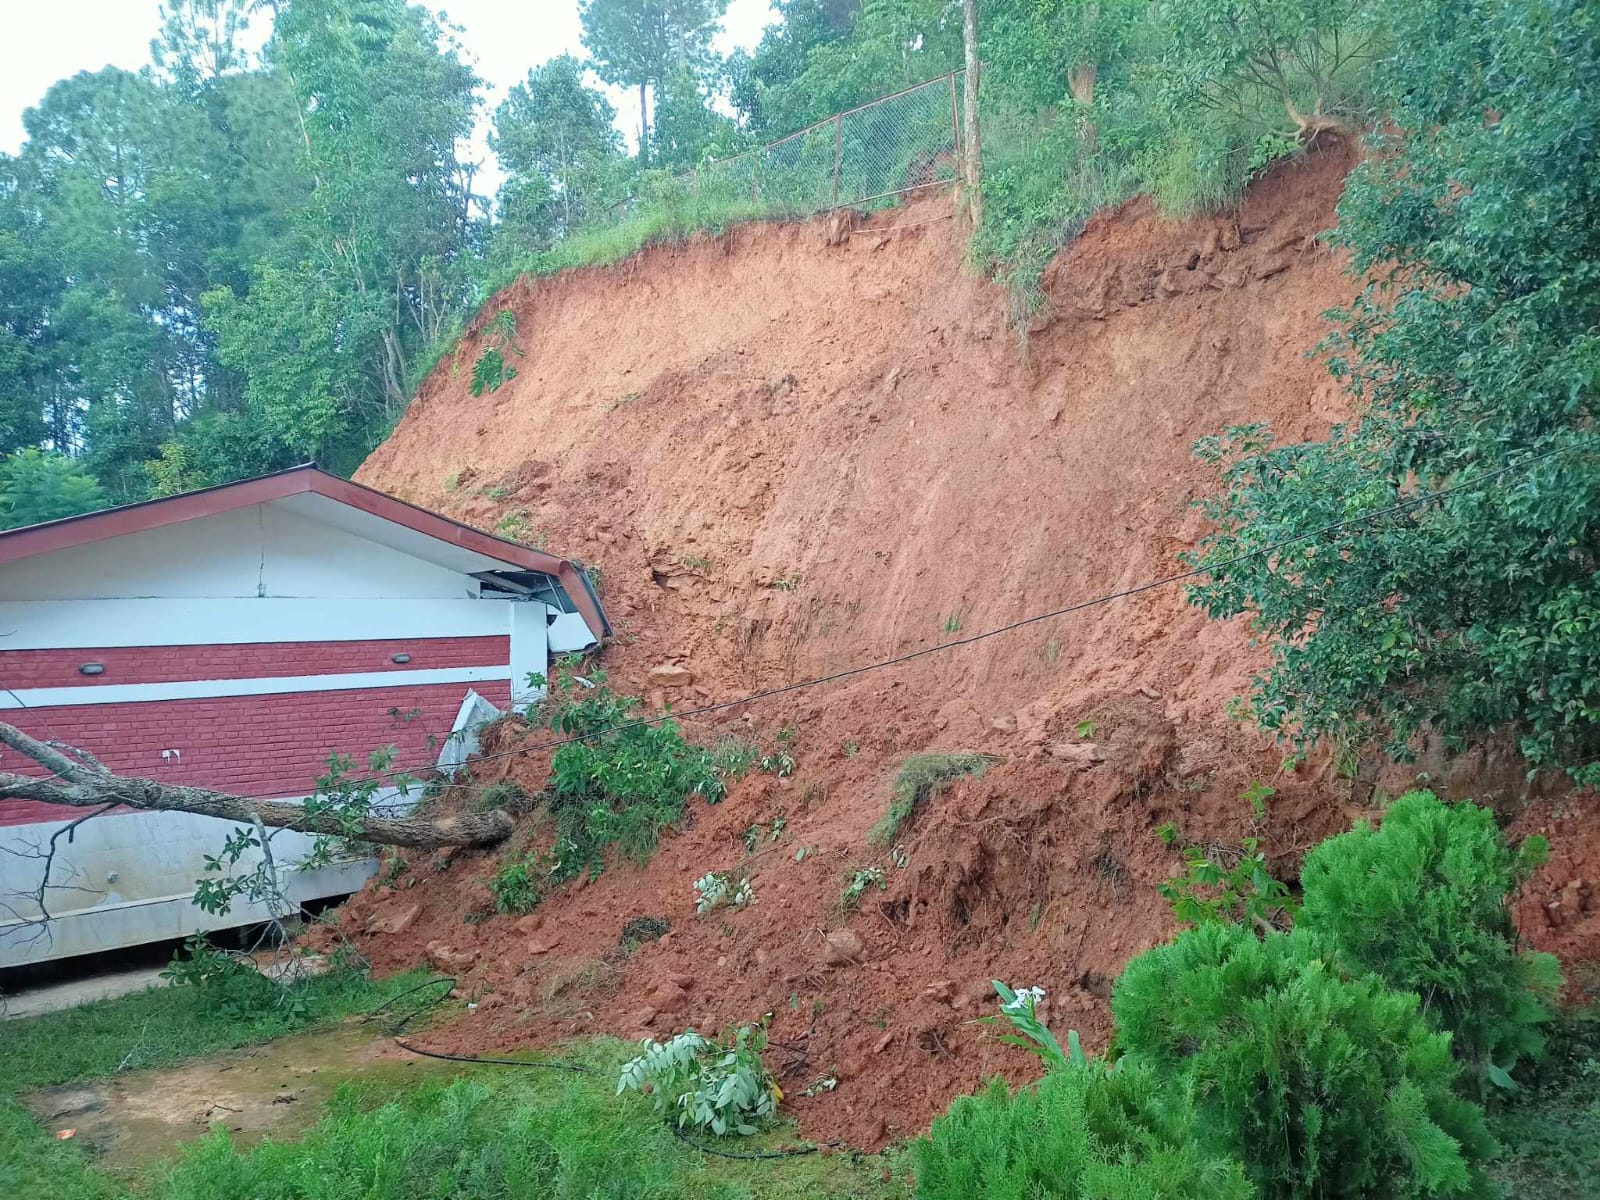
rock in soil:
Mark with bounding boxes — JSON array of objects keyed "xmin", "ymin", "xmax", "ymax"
[{"xmin": 822, "ymin": 929, "xmax": 867, "ymax": 967}]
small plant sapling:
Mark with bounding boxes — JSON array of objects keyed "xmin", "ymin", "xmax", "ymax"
[
  {"xmin": 617, "ymin": 1024, "xmax": 780, "ymax": 1135},
  {"xmin": 982, "ymin": 981, "xmax": 1085, "ymax": 1072},
  {"xmin": 840, "ymin": 865, "xmax": 887, "ymax": 911}
]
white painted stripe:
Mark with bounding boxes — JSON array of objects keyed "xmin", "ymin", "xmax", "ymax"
[
  {"xmin": 0, "ymin": 597, "xmax": 512, "ymax": 650},
  {"xmin": 0, "ymin": 665, "xmax": 512, "ymax": 709}
]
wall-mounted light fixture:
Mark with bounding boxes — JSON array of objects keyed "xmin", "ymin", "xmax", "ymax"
[
  {"xmin": 79, "ymin": 663, "xmax": 105, "ymax": 676},
  {"xmin": 391, "ymin": 653, "xmax": 411, "ymax": 664}
]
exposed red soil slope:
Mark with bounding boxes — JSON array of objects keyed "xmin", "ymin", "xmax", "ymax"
[{"xmin": 344, "ymin": 139, "xmax": 1598, "ymax": 1149}]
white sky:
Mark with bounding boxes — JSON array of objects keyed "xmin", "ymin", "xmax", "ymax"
[{"xmin": 0, "ymin": 0, "xmax": 779, "ymax": 188}]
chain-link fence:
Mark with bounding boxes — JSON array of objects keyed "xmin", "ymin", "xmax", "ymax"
[{"xmin": 607, "ymin": 71, "xmax": 966, "ymax": 227}]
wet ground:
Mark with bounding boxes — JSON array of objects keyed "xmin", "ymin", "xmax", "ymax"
[{"xmin": 19, "ymin": 1022, "xmax": 457, "ymax": 1172}]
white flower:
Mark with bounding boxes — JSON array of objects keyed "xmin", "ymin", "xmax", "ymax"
[{"xmin": 1003, "ymin": 984, "xmax": 1047, "ymax": 1013}]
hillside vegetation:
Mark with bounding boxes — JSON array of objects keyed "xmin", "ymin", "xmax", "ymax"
[{"xmin": 2, "ymin": 1, "xmax": 1599, "ymax": 1198}]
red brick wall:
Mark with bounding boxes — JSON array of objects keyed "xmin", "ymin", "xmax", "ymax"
[
  {"xmin": 0, "ymin": 678, "xmax": 512, "ymax": 828},
  {"xmin": 0, "ymin": 636, "xmax": 509, "ymax": 689}
]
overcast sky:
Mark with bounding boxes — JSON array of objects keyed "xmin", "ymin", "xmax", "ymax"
[{"xmin": 0, "ymin": 0, "xmax": 779, "ymax": 178}]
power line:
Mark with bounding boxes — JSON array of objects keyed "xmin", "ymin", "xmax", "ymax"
[{"xmin": 368, "ymin": 442, "xmax": 1579, "ymax": 789}]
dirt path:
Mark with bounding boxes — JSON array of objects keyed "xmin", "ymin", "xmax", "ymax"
[{"xmin": 20, "ymin": 1023, "xmax": 454, "ymax": 1172}]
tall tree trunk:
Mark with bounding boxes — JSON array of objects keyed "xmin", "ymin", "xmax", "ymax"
[
  {"xmin": 639, "ymin": 81, "xmax": 650, "ymax": 164},
  {"xmin": 961, "ymin": 0, "xmax": 983, "ymax": 230}
]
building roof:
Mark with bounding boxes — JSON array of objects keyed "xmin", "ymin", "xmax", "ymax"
[{"xmin": 0, "ymin": 464, "xmax": 608, "ymax": 641}]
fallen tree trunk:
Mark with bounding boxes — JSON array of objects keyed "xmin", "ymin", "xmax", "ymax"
[{"xmin": 0, "ymin": 720, "xmax": 512, "ymax": 849}]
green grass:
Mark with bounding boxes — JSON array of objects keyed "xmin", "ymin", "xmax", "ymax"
[
  {"xmin": 0, "ymin": 967, "xmax": 428, "ymax": 1094},
  {"xmin": 0, "ymin": 978, "xmax": 902, "ymax": 1200},
  {"xmin": 1487, "ymin": 1009, "xmax": 1600, "ymax": 1199},
  {"xmin": 869, "ymin": 753, "xmax": 994, "ymax": 846},
  {"xmin": 0, "ymin": 966, "xmax": 430, "ymax": 1200},
  {"xmin": 154, "ymin": 1040, "xmax": 902, "ymax": 1200}
]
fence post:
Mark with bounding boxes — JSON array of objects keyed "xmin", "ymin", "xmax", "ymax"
[
  {"xmin": 832, "ymin": 114, "xmax": 843, "ymax": 209},
  {"xmin": 752, "ymin": 153, "xmax": 760, "ymax": 205},
  {"xmin": 949, "ymin": 71, "xmax": 961, "ymax": 158}
]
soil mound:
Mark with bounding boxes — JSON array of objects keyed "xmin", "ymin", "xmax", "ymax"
[{"xmin": 347, "ymin": 139, "xmax": 1598, "ymax": 1147}]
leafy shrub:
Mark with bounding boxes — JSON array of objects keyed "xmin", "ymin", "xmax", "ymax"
[
  {"xmin": 1299, "ymin": 790, "xmax": 1561, "ymax": 1097},
  {"xmin": 869, "ymin": 752, "xmax": 993, "ymax": 846},
  {"xmin": 616, "ymin": 1025, "xmax": 779, "ymax": 1136},
  {"xmin": 694, "ymin": 869, "xmax": 753, "ymax": 914},
  {"xmin": 757, "ymin": 726, "xmax": 798, "ymax": 777},
  {"xmin": 0, "ymin": 448, "xmax": 106, "ymax": 529},
  {"xmin": 1184, "ymin": 0, "xmax": 1600, "ymax": 785},
  {"xmin": 915, "ymin": 1059, "xmax": 1251, "ymax": 1200},
  {"xmin": 1156, "ymin": 828, "xmax": 1298, "ymax": 930},
  {"xmin": 1113, "ymin": 923, "xmax": 1497, "ymax": 1199},
  {"xmin": 469, "ymin": 308, "xmax": 522, "ymax": 396},
  {"xmin": 711, "ymin": 735, "xmax": 759, "ymax": 779},
  {"xmin": 489, "ymin": 849, "xmax": 555, "ymax": 914},
  {"xmin": 536, "ymin": 670, "xmax": 726, "ymax": 880},
  {"xmin": 160, "ymin": 934, "xmax": 307, "ymax": 1021},
  {"xmin": 1488, "ymin": 1010, "xmax": 1600, "ymax": 1199}
]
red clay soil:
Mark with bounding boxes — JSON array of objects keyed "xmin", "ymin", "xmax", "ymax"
[{"xmin": 341, "ymin": 138, "xmax": 1600, "ymax": 1150}]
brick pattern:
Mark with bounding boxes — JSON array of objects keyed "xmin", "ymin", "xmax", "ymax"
[
  {"xmin": 0, "ymin": 636, "xmax": 510, "ymax": 689},
  {"xmin": 0, "ymin": 679, "xmax": 512, "ymax": 827}
]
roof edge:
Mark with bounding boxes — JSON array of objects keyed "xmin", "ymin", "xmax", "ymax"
[{"xmin": 0, "ymin": 465, "xmax": 609, "ymax": 644}]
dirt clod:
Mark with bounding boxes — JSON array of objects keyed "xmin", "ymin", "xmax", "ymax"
[{"xmin": 822, "ymin": 930, "xmax": 867, "ymax": 967}]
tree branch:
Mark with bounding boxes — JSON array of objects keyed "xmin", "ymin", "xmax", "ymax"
[{"xmin": 0, "ymin": 722, "xmax": 513, "ymax": 849}]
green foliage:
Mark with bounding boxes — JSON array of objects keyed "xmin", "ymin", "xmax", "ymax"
[
  {"xmin": 189, "ymin": 748, "xmax": 410, "ymax": 921},
  {"xmin": 469, "ymin": 346, "xmax": 515, "ymax": 396},
  {"xmin": 915, "ymin": 1059, "xmax": 1251, "ymax": 1200},
  {"xmin": 1186, "ymin": 0, "xmax": 1600, "ymax": 785},
  {"xmin": 158, "ymin": 933, "xmax": 310, "ymax": 1021},
  {"xmin": 1157, "ymin": 829, "xmax": 1298, "ymax": 930},
  {"xmin": 616, "ymin": 1024, "xmax": 781, "ymax": 1136},
  {"xmin": 694, "ymin": 868, "xmax": 754, "ymax": 914},
  {"xmin": 535, "ymin": 669, "xmax": 727, "ymax": 880},
  {"xmin": 757, "ymin": 726, "xmax": 799, "ymax": 778},
  {"xmin": 490, "ymin": 54, "xmax": 627, "ymax": 247},
  {"xmin": 1, "ymin": 996, "xmax": 896, "ymax": 1200},
  {"xmin": 469, "ymin": 309, "xmax": 522, "ymax": 396},
  {"xmin": 0, "ymin": 448, "xmax": 106, "ymax": 528},
  {"xmin": 712, "ymin": 734, "xmax": 760, "ymax": 779},
  {"xmin": 870, "ymin": 752, "xmax": 992, "ymax": 846},
  {"xmin": 1114, "ymin": 923, "xmax": 1497, "ymax": 1199},
  {"xmin": 0, "ymin": 0, "xmax": 484, "ymax": 498},
  {"xmin": 983, "ymin": 982, "xmax": 1076, "ymax": 1073},
  {"xmin": 144, "ymin": 440, "xmax": 215, "ymax": 498},
  {"xmin": 1488, "ymin": 1010, "xmax": 1600, "ymax": 1200},
  {"xmin": 840, "ymin": 865, "xmax": 886, "ymax": 911},
  {"xmin": 489, "ymin": 848, "xmax": 556, "ymax": 914},
  {"xmin": 1299, "ymin": 791, "xmax": 1562, "ymax": 1097}
]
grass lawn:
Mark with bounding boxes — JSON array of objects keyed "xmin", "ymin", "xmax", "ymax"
[{"xmin": 0, "ymin": 969, "xmax": 903, "ymax": 1200}]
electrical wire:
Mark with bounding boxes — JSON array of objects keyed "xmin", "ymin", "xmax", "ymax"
[{"xmin": 359, "ymin": 441, "xmax": 1580, "ymax": 796}]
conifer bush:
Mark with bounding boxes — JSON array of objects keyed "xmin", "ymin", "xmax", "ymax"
[
  {"xmin": 914, "ymin": 1059, "xmax": 1250, "ymax": 1200},
  {"xmin": 1299, "ymin": 790, "xmax": 1561, "ymax": 1097},
  {"xmin": 1113, "ymin": 923, "xmax": 1497, "ymax": 1200}
]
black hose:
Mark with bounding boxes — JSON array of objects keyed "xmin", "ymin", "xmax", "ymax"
[
  {"xmin": 393, "ymin": 1036, "xmax": 597, "ymax": 1074},
  {"xmin": 671, "ymin": 1125, "xmax": 841, "ymax": 1160},
  {"xmin": 363, "ymin": 975, "xmax": 457, "ymax": 1032}
]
